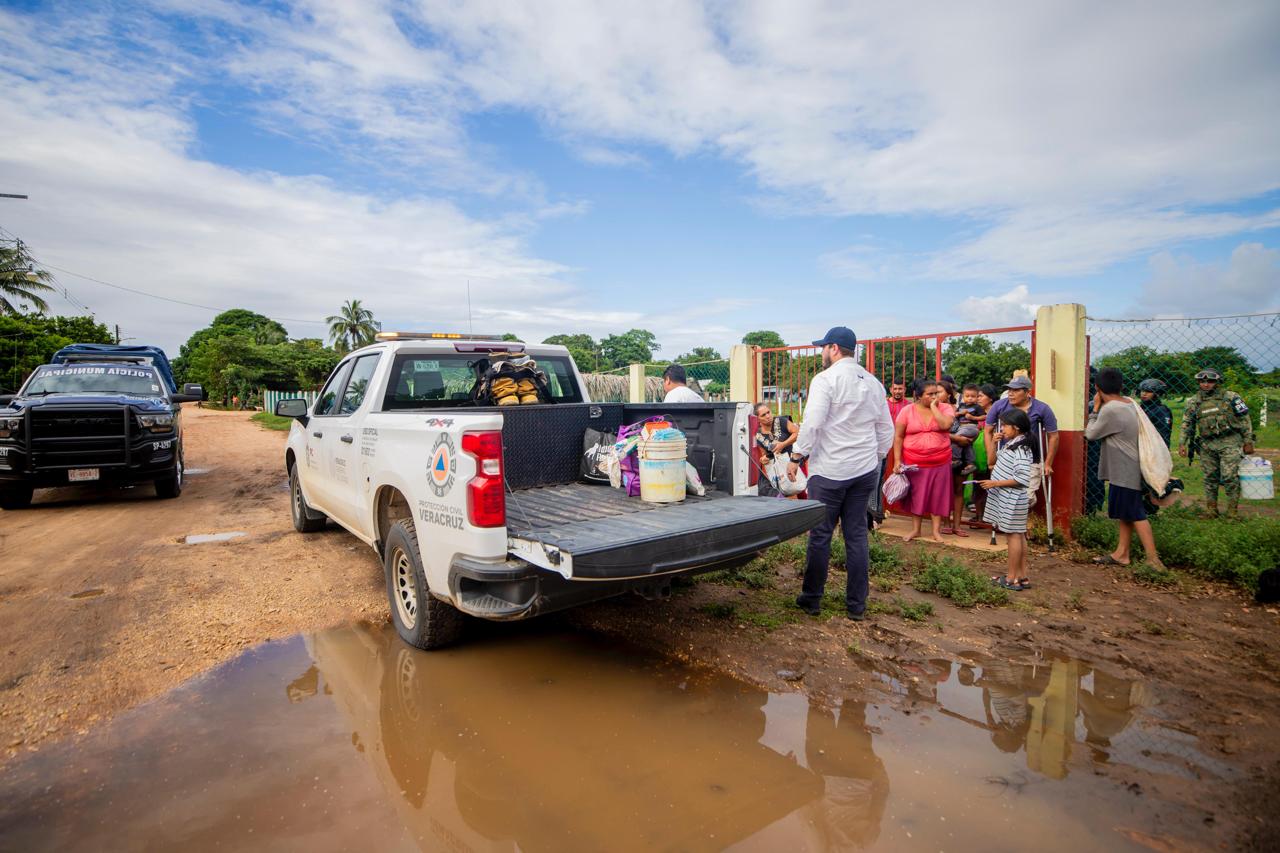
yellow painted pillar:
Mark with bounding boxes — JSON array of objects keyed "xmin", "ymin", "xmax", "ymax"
[
  {"xmin": 628, "ymin": 363, "xmax": 645, "ymax": 403},
  {"xmin": 1033, "ymin": 303, "xmax": 1087, "ymax": 534},
  {"xmin": 729, "ymin": 344, "xmax": 760, "ymax": 403}
]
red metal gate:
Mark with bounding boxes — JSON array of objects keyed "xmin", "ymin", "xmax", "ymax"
[{"xmin": 754, "ymin": 324, "xmax": 1035, "ymax": 413}]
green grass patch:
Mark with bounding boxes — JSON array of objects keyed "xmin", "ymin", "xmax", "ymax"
[
  {"xmin": 896, "ymin": 596, "xmax": 935, "ymax": 622},
  {"xmin": 250, "ymin": 411, "xmax": 293, "ymax": 431},
  {"xmin": 698, "ymin": 602, "xmax": 737, "ymax": 619},
  {"xmin": 1131, "ymin": 563, "xmax": 1179, "ymax": 587},
  {"xmin": 702, "ymin": 560, "xmax": 776, "ymax": 589},
  {"xmin": 1072, "ymin": 505, "xmax": 1279, "ymax": 591},
  {"xmin": 739, "ymin": 608, "xmax": 800, "ymax": 631},
  {"xmin": 911, "ymin": 552, "xmax": 1010, "ymax": 607}
]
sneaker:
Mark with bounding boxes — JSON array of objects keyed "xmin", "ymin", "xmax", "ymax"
[
  {"xmin": 795, "ymin": 596, "xmax": 820, "ymax": 617},
  {"xmin": 846, "ymin": 610, "xmax": 865, "ymax": 622}
]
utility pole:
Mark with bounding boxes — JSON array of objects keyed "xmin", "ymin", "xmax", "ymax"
[{"xmin": 115, "ymin": 325, "xmax": 121, "ymax": 345}]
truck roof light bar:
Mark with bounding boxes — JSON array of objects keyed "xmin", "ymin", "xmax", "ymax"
[{"xmin": 375, "ymin": 332, "xmax": 510, "ymax": 342}]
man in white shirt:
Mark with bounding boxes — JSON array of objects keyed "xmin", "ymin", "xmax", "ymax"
[
  {"xmin": 786, "ymin": 327, "xmax": 894, "ymax": 620},
  {"xmin": 662, "ymin": 364, "xmax": 704, "ymax": 403}
]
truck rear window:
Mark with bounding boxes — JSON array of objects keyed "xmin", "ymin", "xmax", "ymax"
[{"xmin": 381, "ymin": 354, "xmax": 583, "ymax": 409}]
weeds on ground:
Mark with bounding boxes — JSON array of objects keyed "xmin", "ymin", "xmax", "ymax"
[
  {"xmin": 702, "ymin": 561, "xmax": 775, "ymax": 589},
  {"xmin": 911, "ymin": 552, "xmax": 1010, "ymax": 607},
  {"xmin": 868, "ymin": 535, "xmax": 904, "ymax": 592},
  {"xmin": 1072, "ymin": 505, "xmax": 1278, "ymax": 591},
  {"xmin": 1139, "ymin": 619, "xmax": 1167, "ymax": 636},
  {"xmin": 698, "ymin": 602, "xmax": 736, "ymax": 619},
  {"xmin": 1131, "ymin": 563, "xmax": 1179, "ymax": 588},
  {"xmin": 1066, "ymin": 589, "xmax": 1086, "ymax": 611},
  {"xmin": 249, "ymin": 412, "xmax": 293, "ymax": 431}
]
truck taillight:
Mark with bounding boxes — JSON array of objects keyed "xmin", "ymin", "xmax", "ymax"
[{"xmin": 462, "ymin": 431, "xmax": 505, "ymax": 528}]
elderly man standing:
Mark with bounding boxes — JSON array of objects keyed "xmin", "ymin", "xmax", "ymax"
[
  {"xmin": 984, "ymin": 375, "xmax": 1059, "ymax": 506},
  {"xmin": 787, "ymin": 327, "xmax": 894, "ymax": 620}
]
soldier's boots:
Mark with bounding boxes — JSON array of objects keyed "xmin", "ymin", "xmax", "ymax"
[{"xmin": 1203, "ymin": 498, "xmax": 1219, "ymax": 518}]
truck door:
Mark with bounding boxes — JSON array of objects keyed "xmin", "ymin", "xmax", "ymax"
[
  {"xmin": 304, "ymin": 359, "xmax": 354, "ymax": 513},
  {"xmin": 322, "ymin": 352, "xmax": 383, "ymax": 530}
]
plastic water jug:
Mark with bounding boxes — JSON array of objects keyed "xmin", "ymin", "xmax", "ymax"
[{"xmin": 1239, "ymin": 456, "xmax": 1274, "ymax": 500}]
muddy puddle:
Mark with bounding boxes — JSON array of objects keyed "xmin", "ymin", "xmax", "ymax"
[{"xmin": 0, "ymin": 623, "xmax": 1232, "ymax": 852}]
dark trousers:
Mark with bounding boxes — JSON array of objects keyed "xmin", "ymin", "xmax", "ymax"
[{"xmin": 799, "ymin": 468, "xmax": 879, "ymax": 615}]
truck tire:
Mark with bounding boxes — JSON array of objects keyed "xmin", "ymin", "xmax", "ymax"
[
  {"xmin": 384, "ymin": 518, "xmax": 463, "ymax": 650},
  {"xmin": 0, "ymin": 485, "xmax": 34, "ymax": 510},
  {"xmin": 290, "ymin": 466, "xmax": 326, "ymax": 533},
  {"xmin": 154, "ymin": 455, "xmax": 183, "ymax": 499}
]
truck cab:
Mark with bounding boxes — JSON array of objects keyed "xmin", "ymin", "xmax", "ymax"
[
  {"xmin": 277, "ymin": 334, "xmax": 824, "ymax": 650},
  {"xmin": 0, "ymin": 345, "xmax": 203, "ymax": 509}
]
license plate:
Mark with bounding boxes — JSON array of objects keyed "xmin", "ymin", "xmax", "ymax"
[{"xmin": 68, "ymin": 468, "xmax": 100, "ymax": 482}]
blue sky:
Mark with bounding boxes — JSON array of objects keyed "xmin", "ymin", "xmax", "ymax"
[{"xmin": 1, "ymin": 1, "xmax": 1278, "ymax": 359}]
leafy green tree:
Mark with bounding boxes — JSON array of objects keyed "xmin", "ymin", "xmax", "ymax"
[
  {"xmin": 676, "ymin": 347, "xmax": 722, "ymax": 363},
  {"xmin": 172, "ymin": 309, "xmax": 288, "ymax": 384},
  {"xmin": 743, "ymin": 330, "xmax": 790, "ymax": 388},
  {"xmin": 326, "ymin": 299, "xmax": 379, "ymax": 353},
  {"xmin": 600, "ymin": 329, "xmax": 659, "ymax": 369},
  {"xmin": 0, "ymin": 242, "xmax": 56, "ymax": 315},
  {"xmin": 0, "ymin": 312, "xmax": 114, "ymax": 392},
  {"xmin": 942, "ymin": 336, "xmax": 1031, "ymax": 390},
  {"xmin": 543, "ymin": 333, "xmax": 599, "ymax": 370},
  {"xmin": 500, "ymin": 332, "xmax": 522, "ymax": 342}
]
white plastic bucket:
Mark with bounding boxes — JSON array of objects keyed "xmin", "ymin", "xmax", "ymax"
[
  {"xmin": 638, "ymin": 438, "xmax": 687, "ymax": 503},
  {"xmin": 1239, "ymin": 456, "xmax": 1275, "ymax": 500}
]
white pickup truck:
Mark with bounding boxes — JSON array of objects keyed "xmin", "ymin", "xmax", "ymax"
[{"xmin": 276, "ymin": 334, "xmax": 824, "ymax": 649}]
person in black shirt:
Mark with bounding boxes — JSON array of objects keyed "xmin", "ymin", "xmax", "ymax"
[{"xmin": 1138, "ymin": 379, "xmax": 1173, "ymax": 447}]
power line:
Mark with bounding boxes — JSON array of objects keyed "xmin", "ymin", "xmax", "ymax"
[{"xmin": 37, "ymin": 262, "xmax": 328, "ymax": 325}]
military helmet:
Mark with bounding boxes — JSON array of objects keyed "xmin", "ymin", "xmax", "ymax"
[
  {"xmin": 1194, "ymin": 369, "xmax": 1221, "ymax": 382},
  {"xmin": 1137, "ymin": 378, "xmax": 1165, "ymax": 393}
]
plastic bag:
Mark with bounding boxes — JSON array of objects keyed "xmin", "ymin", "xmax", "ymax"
[
  {"xmin": 685, "ymin": 462, "xmax": 706, "ymax": 496},
  {"xmin": 768, "ymin": 455, "xmax": 807, "ymax": 496},
  {"xmin": 1131, "ymin": 401, "xmax": 1173, "ymax": 494},
  {"xmin": 882, "ymin": 467, "xmax": 914, "ymax": 504},
  {"xmin": 581, "ymin": 428, "xmax": 617, "ymax": 483}
]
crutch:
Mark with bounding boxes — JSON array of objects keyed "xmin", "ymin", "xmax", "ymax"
[
  {"xmin": 739, "ymin": 444, "xmax": 785, "ymax": 498},
  {"xmin": 1039, "ymin": 429, "xmax": 1055, "ymax": 552}
]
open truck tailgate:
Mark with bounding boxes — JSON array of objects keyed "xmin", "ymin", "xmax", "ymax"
[{"xmin": 506, "ymin": 483, "xmax": 826, "ymax": 579}]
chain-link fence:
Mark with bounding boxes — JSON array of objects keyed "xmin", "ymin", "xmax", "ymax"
[
  {"xmin": 580, "ymin": 359, "xmax": 729, "ymax": 403},
  {"xmin": 1084, "ymin": 312, "xmax": 1279, "ymax": 512}
]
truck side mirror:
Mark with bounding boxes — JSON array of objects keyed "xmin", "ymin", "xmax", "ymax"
[
  {"xmin": 182, "ymin": 383, "xmax": 204, "ymax": 399},
  {"xmin": 275, "ymin": 398, "xmax": 310, "ymax": 419}
]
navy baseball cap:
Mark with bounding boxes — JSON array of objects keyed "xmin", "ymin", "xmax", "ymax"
[{"xmin": 812, "ymin": 326, "xmax": 857, "ymax": 350}]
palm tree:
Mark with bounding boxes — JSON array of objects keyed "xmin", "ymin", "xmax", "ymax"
[
  {"xmin": 0, "ymin": 242, "xmax": 55, "ymax": 315},
  {"xmin": 326, "ymin": 299, "xmax": 379, "ymax": 353}
]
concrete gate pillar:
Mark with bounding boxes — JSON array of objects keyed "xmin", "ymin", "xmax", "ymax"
[
  {"xmin": 1033, "ymin": 303, "xmax": 1087, "ymax": 540},
  {"xmin": 729, "ymin": 345, "xmax": 760, "ymax": 404},
  {"xmin": 628, "ymin": 363, "xmax": 645, "ymax": 404}
]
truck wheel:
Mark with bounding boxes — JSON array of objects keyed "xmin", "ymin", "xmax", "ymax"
[
  {"xmin": 290, "ymin": 466, "xmax": 326, "ymax": 533},
  {"xmin": 155, "ymin": 456, "xmax": 183, "ymax": 499},
  {"xmin": 0, "ymin": 485, "xmax": 34, "ymax": 510},
  {"xmin": 384, "ymin": 519, "xmax": 463, "ymax": 650}
]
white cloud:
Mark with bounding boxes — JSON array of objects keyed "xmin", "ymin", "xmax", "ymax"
[
  {"xmin": 1136, "ymin": 243, "xmax": 1280, "ymax": 316},
  {"xmin": 954, "ymin": 285, "xmax": 1040, "ymax": 328}
]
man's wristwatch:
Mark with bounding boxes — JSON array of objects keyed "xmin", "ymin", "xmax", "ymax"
[{"xmin": 789, "ymin": 453, "xmax": 807, "ymax": 464}]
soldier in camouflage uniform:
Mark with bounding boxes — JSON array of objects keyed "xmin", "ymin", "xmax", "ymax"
[{"xmin": 1179, "ymin": 369, "xmax": 1255, "ymax": 517}]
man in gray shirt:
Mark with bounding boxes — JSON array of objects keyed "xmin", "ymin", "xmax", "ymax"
[{"xmin": 1084, "ymin": 368, "xmax": 1166, "ymax": 570}]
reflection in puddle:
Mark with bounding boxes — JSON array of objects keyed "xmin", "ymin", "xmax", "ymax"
[
  {"xmin": 860, "ymin": 655, "xmax": 1232, "ymax": 783},
  {"xmin": 184, "ymin": 531, "xmax": 246, "ymax": 544},
  {"xmin": 0, "ymin": 624, "xmax": 1230, "ymax": 852}
]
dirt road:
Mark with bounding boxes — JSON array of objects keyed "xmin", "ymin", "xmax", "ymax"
[{"xmin": 0, "ymin": 407, "xmax": 386, "ymax": 760}]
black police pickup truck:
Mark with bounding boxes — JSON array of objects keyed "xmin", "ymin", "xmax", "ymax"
[{"xmin": 0, "ymin": 344, "xmax": 203, "ymax": 509}]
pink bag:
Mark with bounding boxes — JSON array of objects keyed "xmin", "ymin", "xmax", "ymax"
[{"xmin": 882, "ymin": 467, "xmax": 914, "ymax": 504}]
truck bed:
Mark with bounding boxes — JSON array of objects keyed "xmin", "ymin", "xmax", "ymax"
[{"xmin": 506, "ymin": 483, "xmax": 824, "ymax": 580}]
